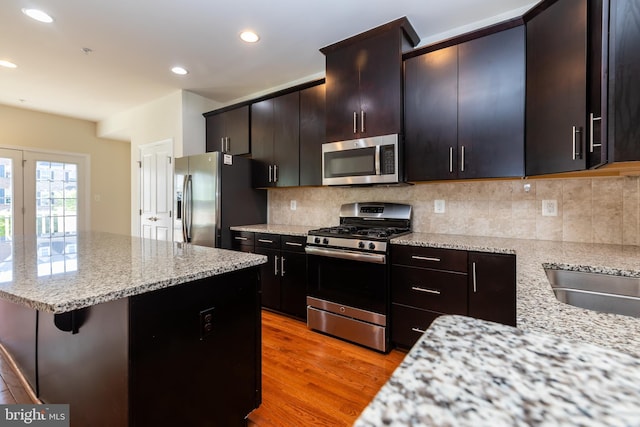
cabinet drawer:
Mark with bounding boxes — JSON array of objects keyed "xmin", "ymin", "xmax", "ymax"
[
  {"xmin": 231, "ymin": 231, "xmax": 255, "ymax": 247},
  {"xmin": 391, "ymin": 303, "xmax": 441, "ymax": 349},
  {"xmin": 255, "ymin": 233, "xmax": 281, "ymax": 249},
  {"xmin": 392, "ymin": 265, "xmax": 467, "ymax": 314},
  {"xmin": 391, "ymin": 245, "xmax": 468, "ymax": 272},
  {"xmin": 280, "ymin": 235, "xmax": 306, "ymax": 253}
]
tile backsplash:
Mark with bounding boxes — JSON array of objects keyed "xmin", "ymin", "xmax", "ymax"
[{"xmin": 267, "ymin": 176, "xmax": 640, "ymax": 246}]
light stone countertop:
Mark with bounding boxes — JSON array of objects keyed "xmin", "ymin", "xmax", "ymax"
[
  {"xmin": 0, "ymin": 232, "xmax": 267, "ymax": 314},
  {"xmin": 354, "ymin": 315, "xmax": 640, "ymax": 427},
  {"xmin": 230, "ymin": 224, "xmax": 314, "ymax": 237}
]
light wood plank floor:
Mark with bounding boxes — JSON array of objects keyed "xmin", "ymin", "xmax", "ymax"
[
  {"xmin": 248, "ymin": 310, "xmax": 405, "ymax": 427},
  {"xmin": 0, "ymin": 310, "xmax": 405, "ymax": 425}
]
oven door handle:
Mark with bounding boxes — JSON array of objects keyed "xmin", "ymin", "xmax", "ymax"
[{"xmin": 305, "ymin": 246, "xmax": 386, "ymax": 264}]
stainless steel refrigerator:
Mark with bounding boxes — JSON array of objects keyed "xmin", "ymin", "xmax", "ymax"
[{"xmin": 174, "ymin": 152, "xmax": 266, "ymax": 249}]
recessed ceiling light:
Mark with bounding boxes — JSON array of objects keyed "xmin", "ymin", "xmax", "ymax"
[
  {"xmin": 240, "ymin": 31, "xmax": 260, "ymax": 43},
  {"xmin": 0, "ymin": 60, "xmax": 17, "ymax": 69},
  {"xmin": 171, "ymin": 66, "xmax": 188, "ymax": 75},
  {"xmin": 21, "ymin": 8, "xmax": 54, "ymax": 23}
]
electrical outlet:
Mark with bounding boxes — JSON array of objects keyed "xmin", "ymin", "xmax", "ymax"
[
  {"xmin": 290, "ymin": 200, "xmax": 297, "ymax": 211},
  {"xmin": 199, "ymin": 307, "xmax": 215, "ymax": 340},
  {"xmin": 542, "ymin": 199, "xmax": 558, "ymax": 217},
  {"xmin": 434, "ymin": 199, "xmax": 446, "ymax": 214}
]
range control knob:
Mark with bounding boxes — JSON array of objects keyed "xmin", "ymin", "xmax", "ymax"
[
  {"xmin": 358, "ymin": 241, "xmax": 365, "ymax": 249},
  {"xmin": 322, "ymin": 238, "xmax": 329, "ymax": 245},
  {"xmin": 314, "ymin": 237, "xmax": 321, "ymax": 244},
  {"xmin": 368, "ymin": 242, "xmax": 376, "ymax": 250}
]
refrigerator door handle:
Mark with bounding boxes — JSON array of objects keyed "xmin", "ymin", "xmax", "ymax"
[{"xmin": 182, "ymin": 174, "xmax": 193, "ymax": 242}]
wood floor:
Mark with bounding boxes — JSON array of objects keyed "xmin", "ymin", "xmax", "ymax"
[
  {"xmin": 0, "ymin": 310, "xmax": 405, "ymax": 425},
  {"xmin": 248, "ymin": 310, "xmax": 405, "ymax": 427}
]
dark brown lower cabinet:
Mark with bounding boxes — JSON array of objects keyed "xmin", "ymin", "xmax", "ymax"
[{"xmin": 391, "ymin": 245, "xmax": 516, "ymax": 349}]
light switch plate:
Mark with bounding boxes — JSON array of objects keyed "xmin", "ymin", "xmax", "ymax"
[
  {"xmin": 290, "ymin": 200, "xmax": 297, "ymax": 211},
  {"xmin": 434, "ymin": 199, "xmax": 446, "ymax": 214},
  {"xmin": 542, "ymin": 199, "xmax": 558, "ymax": 217}
]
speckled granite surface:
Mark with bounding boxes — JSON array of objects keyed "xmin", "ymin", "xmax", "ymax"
[
  {"xmin": 392, "ymin": 233, "xmax": 640, "ymax": 358},
  {"xmin": 355, "ymin": 315, "xmax": 640, "ymax": 427},
  {"xmin": 230, "ymin": 224, "xmax": 313, "ymax": 237},
  {"xmin": 0, "ymin": 232, "xmax": 267, "ymax": 314}
]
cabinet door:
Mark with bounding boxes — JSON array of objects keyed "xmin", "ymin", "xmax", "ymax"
[
  {"xmin": 358, "ymin": 31, "xmax": 403, "ymax": 139},
  {"xmin": 205, "ymin": 113, "xmax": 226, "ymax": 153},
  {"xmin": 609, "ymin": 0, "xmax": 640, "ymax": 161},
  {"xmin": 325, "ymin": 42, "xmax": 361, "ymax": 142},
  {"xmin": 526, "ymin": 0, "xmax": 587, "ymax": 175},
  {"xmin": 273, "ymin": 91, "xmax": 300, "ymax": 187},
  {"xmin": 300, "ymin": 84, "xmax": 326, "ymax": 186},
  {"xmin": 251, "ymin": 99, "xmax": 275, "ymax": 187},
  {"xmin": 280, "ymin": 250, "xmax": 307, "ymax": 320},
  {"xmin": 458, "ymin": 26, "xmax": 525, "ymax": 179},
  {"xmin": 468, "ymin": 252, "xmax": 516, "ymax": 327},
  {"xmin": 255, "ymin": 246, "xmax": 281, "ymax": 310},
  {"xmin": 225, "ymin": 106, "xmax": 250, "ymax": 155},
  {"xmin": 392, "ymin": 303, "xmax": 441, "ymax": 349},
  {"xmin": 404, "ymin": 46, "xmax": 458, "ymax": 181}
]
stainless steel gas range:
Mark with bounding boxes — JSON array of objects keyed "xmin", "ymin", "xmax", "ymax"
[{"xmin": 305, "ymin": 202, "xmax": 412, "ymax": 352}]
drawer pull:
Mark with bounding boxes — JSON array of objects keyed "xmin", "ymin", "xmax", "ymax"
[
  {"xmin": 411, "ymin": 255, "xmax": 441, "ymax": 262},
  {"xmin": 411, "ymin": 327, "xmax": 427, "ymax": 334},
  {"xmin": 258, "ymin": 239, "xmax": 274, "ymax": 244},
  {"xmin": 411, "ymin": 286, "xmax": 441, "ymax": 295},
  {"xmin": 234, "ymin": 236, "xmax": 248, "ymax": 241},
  {"xmin": 285, "ymin": 242, "xmax": 303, "ymax": 247}
]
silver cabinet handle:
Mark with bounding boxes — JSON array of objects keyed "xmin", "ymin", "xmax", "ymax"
[
  {"xmin": 411, "ymin": 255, "xmax": 441, "ymax": 262},
  {"xmin": 572, "ymin": 126, "xmax": 582, "ymax": 160},
  {"xmin": 411, "ymin": 286, "xmax": 441, "ymax": 295},
  {"xmin": 460, "ymin": 145, "xmax": 465, "ymax": 172},
  {"xmin": 221, "ymin": 137, "xmax": 225, "ymax": 152},
  {"xmin": 234, "ymin": 236, "xmax": 248, "ymax": 241},
  {"xmin": 274, "ymin": 255, "xmax": 279, "ymax": 276},
  {"xmin": 361, "ymin": 110, "xmax": 365, "ymax": 133},
  {"xmin": 273, "ymin": 164, "xmax": 278, "ymax": 182},
  {"xmin": 268, "ymin": 165, "xmax": 273, "ymax": 182},
  {"xmin": 589, "ymin": 113, "xmax": 602, "ymax": 153},
  {"xmin": 285, "ymin": 242, "xmax": 303, "ymax": 247},
  {"xmin": 449, "ymin": 147, "xmax": 453, "ymax": 173},
  {"xmin": 281, "ymin": 256, "xmax": 285, "ymax": 276},
  {"xmin": 258, "ymin": 239, "xmax": 274, "ymax": 244},
  {"xmin": 472, "ymin": 261, "xmax": 477, "ymax": 293},
  {"xmin": 411, "ymin": 327, "xmax": 427, "ymax": 334},
  {"xmin": 353, "ymin": 112, "xmax": 358, "ymax": 134}
]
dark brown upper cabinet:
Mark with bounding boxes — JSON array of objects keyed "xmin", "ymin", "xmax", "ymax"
[
  {"xmin": 321, "ymin": 18, "xmax": 419, "ymax": 143},
  {"xmin": 608, "ymin": 0, "xmax": 640, "ymax": 162},
  {"xmin": 525, "ymin": 0, "xmax": 606, "ymax": 175},
  {"xmin": 251, "ymin": 92, "xmax": 300, "ymax": 188},
  {"xmin": 404, "ymin": 24, "xmax": 525, "ymax": 181},
  {"xmin": 299, "ymin": 84, "xmax": 326, "ymax": 186},
  {"xmin": 204, "ymin": 106, "xmax": 250, "ymax": 155}
]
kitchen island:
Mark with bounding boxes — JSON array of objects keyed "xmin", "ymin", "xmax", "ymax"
[
  {"xmin": 0, "ymin": 232, "xmax": 267, "ymax": 427},
  {"xmin": 355, "ymin": 314, "xmax": 640, "ymax": 426}
]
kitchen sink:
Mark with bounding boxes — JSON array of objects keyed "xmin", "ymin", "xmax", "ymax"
[{"xmin": 544, "ymin": 268, "xmax": 640, "ymax": 318}]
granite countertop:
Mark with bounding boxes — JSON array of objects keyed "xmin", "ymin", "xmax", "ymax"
[
  {"xmin": 392, "ymin": 233, "xmax": 640, "ymax": 357},
  {"xmin": 0, "ymin": 232, "xmax": 267, "ymax": 314},
  {"xmin": 230, "ymin": 224, "xmax": 314, "ymax": 237},
  {"xmin": 355, "ymin": 315, "xmax": 640, "ymax": 427}
]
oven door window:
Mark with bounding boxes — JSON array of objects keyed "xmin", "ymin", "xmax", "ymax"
[
  {"xmin": 324, "ymin": 147, "xmax": 376, "ymax": 178},
  {"xmin": 307, "ymin": 254, "xmax": 387, "ymax": 314}
]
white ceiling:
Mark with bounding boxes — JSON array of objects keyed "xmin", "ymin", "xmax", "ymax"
[{"xmin": 0, "ymin": 0, "xmax": 538, "ymax": 123}]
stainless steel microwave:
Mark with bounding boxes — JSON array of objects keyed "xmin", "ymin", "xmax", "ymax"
[{"xmin": 322, "ymin": 134, "xmax": 399, "ymax": 186}]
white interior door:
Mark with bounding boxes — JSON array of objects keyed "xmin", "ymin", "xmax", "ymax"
[{"xmin": 139, "ymin": 141, "xmax": 173, "ymax": 241}]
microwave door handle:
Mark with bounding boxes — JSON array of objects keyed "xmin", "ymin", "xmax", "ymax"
[{"xmin": 374, "ymin": 145, "xmax": 381, "ymax": 175}]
